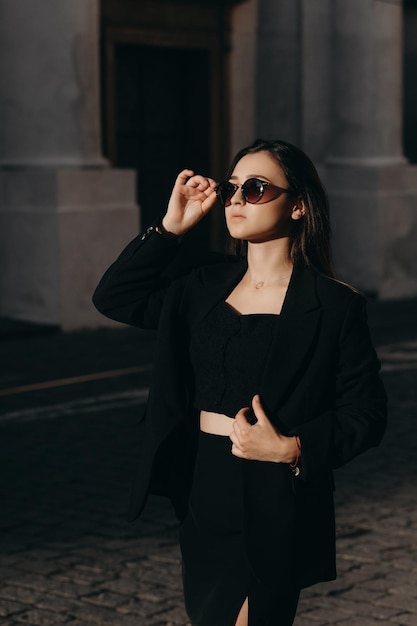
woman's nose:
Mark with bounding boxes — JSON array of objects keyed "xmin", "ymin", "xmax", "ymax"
[{"xmin": 230, "ymin": 186, "xmax": 244, "ymax": 204}]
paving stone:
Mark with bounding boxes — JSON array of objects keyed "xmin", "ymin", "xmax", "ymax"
[
  {"xmin": 103, "ymin": 577, "xmax": 169, "ymax": 603},
  {"xmin": 295, "ymin": 606, "xmax": 353, "ymax": 623},
  {"xmin": 100, "ymin": 577, "xmax": 143, "ymax": 596},
  {"xmin": 80, "ymin": 590, "xmax": 130, "ymax": 609},
  {"xmin": 294, "ymin": 615, "xmax": 331, "ymax": 626},
  {"xmin": 47, "ymin": 581, "xmax": 95, "ymax": 599},
  {"xmin": 376, "ymin": 594, "xmax": 417, "ymax": 613},
  {"xmin": 388, "ymin": 614, "xmax": 417, "ymax": 626},
  {"xmin": 0, "ymin": 585, "xmax": 44, "ymax": 605},
  {"xmin": 387, "ymin": 582, "xmax": 417, "ymax": 599},
  {"xmin": 337, "ymin": 617, "xmax": 386, "ymax": 626},
  {"xmin": 14, "ymin": 608, "xmax": 70, "ymax": 624},
  {"xmin": 63, "ymin": 622, "xmax": 98, "ymax": 626},
  {"xmin": 320, "ymin": 595, "xmax": 403, "ymax": 621},
  {"xmin": 136, "ymin": 586, "xmax": 172, "ymax": 603},
  {"xmin": 70, "ymin": 603, "xmax": 149, "ymax": 625},
  {"xmin": 0, "ymin": 599, "xmax": 27, "ymax": 618},
  {"xmin": 151, "ymin": 606, "xmax": 190, "ymax": 622},
  {"xmin": 34, "ymin": 596, "xmax": 85, "ymax": 614},
  {"xmin": 138, "ymin": 562, "xmax": 183, "ymax": 591},
  {"xmin": 6, "ymin": 575, "xmax": 56, "ymax": 593},
  {"xmin": 341, "ymin": 585, "xmax": 386, "ymax": 604},
  {"xmin": 115, "ymin": 597, "xmax": 160, "ymax": 615},
  {"xmin": 52, "ymin": 568, "xmax": 111, "ymax": 586},
  {"xmin": 12, "ymin": 558, "xmax": 61, "ymax": 576}
]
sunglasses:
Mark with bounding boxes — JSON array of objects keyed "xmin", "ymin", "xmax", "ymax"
[{"xmin": 216, "ymin": 177, "xmax": 291, "ymax": 207}]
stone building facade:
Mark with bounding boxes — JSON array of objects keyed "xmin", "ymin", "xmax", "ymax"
[{"xmin": 0, "ymin": 0, "xmax": 416, "ymax": 329}]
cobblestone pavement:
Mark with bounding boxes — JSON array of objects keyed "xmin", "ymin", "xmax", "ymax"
[{"xmin": 1, "ymin": 298, "xmax": 417, "ymax": 625}]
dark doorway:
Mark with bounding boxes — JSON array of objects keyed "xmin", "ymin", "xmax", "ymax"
[
  {"xmin": 101, "ymin": 0, "xmax": 233, "ymax": 251},
  {"xmin": 114, "ymin": 44, "xmax": 212, "ymax": 250},
  {"xmin": 403, "ymin": 0, "xmax": 417, "ymax": 163}
]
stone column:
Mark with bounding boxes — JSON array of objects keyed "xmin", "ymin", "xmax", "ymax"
[
  {"xmin": 300, "ymin": 0, "xmax": 333, "ymax": 163},
  {"xmin": 327, "ymin": 0, "xmax": 406, "ymax": 167},
  {"xmin": 255, "ymin": 0, "xmax": 301, "ymax": 142},
  {"xmin": 0, "ymin": 0, "xmax": 138, "ymax": 329},
  {"xmin": 229, "ymin": 0, "xmax": 258, "ymax": 157},
  {"xmin": 323, "ymin": 0, "xmax": 417, "ymax": 298},
  {"xmin": 0, "ymin": 0, "xmax": 105, "ymax": 168}
]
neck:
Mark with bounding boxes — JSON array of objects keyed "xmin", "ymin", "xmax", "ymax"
[{"xmin": 246, "ymin": 238, "xmax": 293, "ymax": 285}]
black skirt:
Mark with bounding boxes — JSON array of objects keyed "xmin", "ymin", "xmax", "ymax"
[{"xmin": 180, "ymin": 432, "xmax": 300, "ymax": 626}]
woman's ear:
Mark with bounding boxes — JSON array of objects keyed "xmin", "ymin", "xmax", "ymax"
[{"xmin": 291, "ymin": 199, "xmax": 306, "ymax": 221}]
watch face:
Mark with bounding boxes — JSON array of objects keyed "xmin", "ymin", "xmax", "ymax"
[{"xmin": 141, "ymin": 226, "xmax": 154, "ymax": 240}]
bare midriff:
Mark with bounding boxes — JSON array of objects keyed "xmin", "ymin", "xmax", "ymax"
[{"xmin": 200, "ymin": 410, "xmax": 235, "ymax": 436}]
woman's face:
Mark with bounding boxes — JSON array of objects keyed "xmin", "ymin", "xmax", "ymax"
[{"xmin": 224, "ymin": 151, "xmax": 299, "ymax": 243}]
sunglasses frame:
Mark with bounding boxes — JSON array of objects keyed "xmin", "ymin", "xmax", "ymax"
[{"xmin": 216, "ymin": 177, "xmax": 291, "ymax": 207}]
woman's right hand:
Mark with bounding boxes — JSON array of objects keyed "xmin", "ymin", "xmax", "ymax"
[{"xmin": 162, "ymin": 169, "xmax": 218, "ymax": 236}]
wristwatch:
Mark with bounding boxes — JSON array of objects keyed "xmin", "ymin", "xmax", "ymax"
[{"xmin": 141, "ymin": 220, "xmax": 179, "ymax": 241}]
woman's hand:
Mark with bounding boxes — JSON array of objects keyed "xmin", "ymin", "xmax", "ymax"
[
  {"xmin": 230, "ymin": 395, "xmax": 299, "ymax": 463},
  {"xmin": 162, "ymin": 169, "xmax": 218, "ymax": 236}
]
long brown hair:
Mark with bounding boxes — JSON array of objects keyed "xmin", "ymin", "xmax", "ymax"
[{"xmin": 226, "ymin": 139, "xmax": 335, "ymax": 278}]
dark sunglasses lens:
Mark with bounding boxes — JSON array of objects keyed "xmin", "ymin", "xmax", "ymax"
[
  {"xmin": 242, "ymin": 178, "xmax": 264, "ymax": 203},
  {"xmin": 217, "ymin": 182, "xmax": 235, "ymax": 207}
]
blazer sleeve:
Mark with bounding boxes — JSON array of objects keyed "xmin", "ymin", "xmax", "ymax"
[
  {"xmin": 291, "ymin": 294, "xmax": 387, "ymax": 480},
  {"xmin": 92, "ymin": 227, "xmax": 181, "ymax": 330}
]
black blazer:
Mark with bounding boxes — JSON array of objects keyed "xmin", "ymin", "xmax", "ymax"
[{"xmin": 93, "ymin": 226, "xmax": 387, "ymax": 590}]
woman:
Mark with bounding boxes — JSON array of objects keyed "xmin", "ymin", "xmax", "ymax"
[{"xmin": 93, "ymin": 139, "xmax": 387, "ymax": 626}]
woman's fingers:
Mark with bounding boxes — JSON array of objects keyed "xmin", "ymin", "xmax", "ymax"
[
  {"xmin": 175, "ymin": 169, "xmax": 195, "ymax": 186},
  {"xmin": 185, "ymin": 174, "xmax": 217, "ymax": 194},
  {"xmin": 230, "ymin": 408, "xmax": 251, "ymax": 453},
  {"xmin": 251, "ymin": 394, "xmax": 267, "ymax": 424},
  {"xmin": 175, "ymin": 172, "xmax": 217, "ymax": 206},
  {"xmin": 200, "ymin": 190, "xmax": 218, "ymax": 213},
  {"xmin": 235, "ymin": 408, "xmax": 251, "ymax": 429},
  {"xmin": 164, "ymin": 170, "xmax": 218, "ymax": 235},
  {"xmin": 175, "ymin": 171, "xmax": 214, "ymax": 190},
  {"xmin": 230, "ymin": 422, "xmax": 245, "ymax": 458},
  {"xmin": 185, "ymin": 174, "xmax": 207, "ymax": 188},
  {"xmin": 183, "ymin": 175, "xmax": 217, "ymax": 214},
  {"xmin": 230, "ymin": 397, "xmax": 287, "ymax": 462}
]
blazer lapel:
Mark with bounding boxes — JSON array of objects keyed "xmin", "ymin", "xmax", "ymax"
[
  {"xmin": 259, "ymin": 266, "xmax": 322, "ymax": 426},
  {"xmin": 186, "ymin": 256, "xmax": 248, "ymax": 328}
]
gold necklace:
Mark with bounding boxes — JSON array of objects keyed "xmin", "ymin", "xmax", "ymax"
[{"xmin": 252, "ymin": 274, "xmax": 292, "ymax": 290}]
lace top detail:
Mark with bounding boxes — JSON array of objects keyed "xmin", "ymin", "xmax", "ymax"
[{"xmin": 189, "ymin": 301, "xmax": 279, "ymax": 418}]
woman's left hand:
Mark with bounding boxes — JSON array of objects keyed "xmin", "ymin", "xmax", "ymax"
[{"xmin": 230, "ymin": 395, "xmax": 298, "ymax": 463}]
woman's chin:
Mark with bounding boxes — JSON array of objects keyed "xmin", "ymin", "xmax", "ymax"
[{"xmin": 226, "ymin": 220, "xmax": 250, "ymax": 239}]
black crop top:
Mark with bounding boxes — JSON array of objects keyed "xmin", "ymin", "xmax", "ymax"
[{"xmin": 189, "ymin": 301, "xmax": 279, "ymax": 418}]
